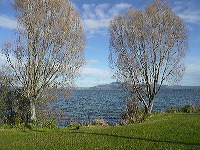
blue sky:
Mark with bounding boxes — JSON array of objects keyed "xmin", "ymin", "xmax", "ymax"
[{"xmin": 0, "ymin": 0, "xmax": 200, "ymax": 87}]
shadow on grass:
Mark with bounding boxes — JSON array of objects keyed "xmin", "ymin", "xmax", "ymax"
[
  {"xmin": 70, "ymin": 131, "xmax": 200, "ymax": 146},
  {"xmin": 19, "ymin": 129, "xmax": 46, "ymax": 133},
  {"xmin": 32, "ymin": 129, "xmax": 46, "ymax": 132}
]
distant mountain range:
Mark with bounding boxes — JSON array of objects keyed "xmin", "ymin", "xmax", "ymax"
[
  {"xmin": 161, "ymin": 85, "xmax": 200, "ymax": 90},
  {"xmin": 89, "ymin": 82, "xmax": 123, "ymax": 90},
  {"xmin": 74, "ymin": 82, "xmax": 200, "ymax": 90}
]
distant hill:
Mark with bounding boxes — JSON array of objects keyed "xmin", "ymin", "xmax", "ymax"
[
  {"xmin": 90, "ymin": 83, "xmax": 200, "ymax": 90},
  {"xmin": 72, "ymin": 87, "xmax": 90, "ymax": 90},
  {"xmin": 162, "ymin": 85, "xmax": 200, "ymax": 90},
  {"xmin": 89, "ymin": 82, "xmax": 123, "ymax": 90},
  {"xmin": 74, "ymin": 83, "xmax": 200, "ymax": 90}
]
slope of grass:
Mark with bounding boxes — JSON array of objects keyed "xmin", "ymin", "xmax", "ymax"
[{"xmin": 0, "ymin": 113, "xmax": 200, "ymax": 150}]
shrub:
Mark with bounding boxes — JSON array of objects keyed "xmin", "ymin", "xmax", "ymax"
[
  {"xmin": 15, "ymin": 124, "xmax": 27, "ymax": 130},
  {"xmin": 91, "ymin": 119, "xmax": 108, "ymax": 126},
  {"xmin": 121, "ymin": 98, "xmax": 143, "ymax": 124},
  {"xmin": 30, "ymin": 119, "xmax": 57, "ymax": 129},
  {"xmin": 24, "ymin": 123, "xmax": 33, "ymax": 130},
  {"xmin": 180, "ymin": 105, "xmax": 195, "ymax": 113},
  {"xmin": 30, "ymin": 120, "xmax": 40, "ymax": 127},
  {"xmin": 194, "ymin": 104, "xmax": 200, "ymax": 112},
  {"xmin": 68, "ymin": 122, "xmax": 80, "ymax": 129},
  {"xmin": 42, "ymin": 120, "xmax": 57, "ymax": 129},
  {"xmin": 0, "ymin": 90, "xmax": 30, "ymax": 125},
  {"xmin": 167, "ymin": 106, "xmax": 179, "ymax": 113},
  {"xmin": 0, "ymin": 124, "xmax": 13, "ymax": 129}
]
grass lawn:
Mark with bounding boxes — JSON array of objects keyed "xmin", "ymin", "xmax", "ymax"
[{"xmin": 0, "ymin": 113, "xmax": 200, "ymax": 150}]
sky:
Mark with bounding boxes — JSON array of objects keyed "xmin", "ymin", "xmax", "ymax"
[{"xmin": 0, "ymin": 0, "xmax": 200, "ymax": 87}]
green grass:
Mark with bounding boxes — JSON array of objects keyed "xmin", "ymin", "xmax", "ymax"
[{"xmin": 0, "ymin": 113, "xmax": 200, "ymax": 150}]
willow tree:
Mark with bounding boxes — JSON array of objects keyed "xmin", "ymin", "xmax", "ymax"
[
  {"xmin": 109, "ymin": 0, "xmax": 188, "ymax": 115},
  {"xmin": 2, "ymin": 0, "xmax": 85, "ymax": 121}
]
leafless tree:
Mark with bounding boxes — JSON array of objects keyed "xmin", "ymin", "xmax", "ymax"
[
  {"xmin": 109, "ymin": 0, "xmax": 188, "ymax": 115},
  {"xmin": 1, "ymin": 0, "xmax": 85, "ymax": 121}
]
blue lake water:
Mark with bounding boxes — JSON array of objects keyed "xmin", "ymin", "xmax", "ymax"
[{"xmin": 56, "ymin": 90, "xmax": 200, "ymax": 126}]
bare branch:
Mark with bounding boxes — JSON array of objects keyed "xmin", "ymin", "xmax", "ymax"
[
  {"xmin": 109, "ymin": 0, "xmax": 188, "ymax": 114},
  {"xmin": 1, "ymin": 0, "xmax": 85, "ymax": 120}
]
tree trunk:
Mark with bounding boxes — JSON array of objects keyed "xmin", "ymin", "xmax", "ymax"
[
  {"xmin": 30, "ymin": 100, "xmax": 36, "ymax": 121},
  {"xmin": 147, "ymin": 104, "xmax": 153, "ymax": 115},
  {"xmin": 144, "ymin": 102, "xmax": 154, "ymax": 115}
]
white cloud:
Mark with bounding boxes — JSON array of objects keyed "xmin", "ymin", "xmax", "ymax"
[
  {"xmin": 81, "ymin": 59, "xmax": 111, "ymax": 80},
  {"xmin": 109, "ymin": 3, "xmax": 132, "ymax": 16},
  {"xmin": 82, "ymin": 3, "xmax": 132, "ymax": 35},
  {"xmin": 173, "ymin": 1, "xmax": 200, "ymax": 25},
  {"xmin": 180, "ymin": 56, "xmax": 200, "ymax": 86},
  {"xmin": 83, "ymin": 3, "xmax": 109, "ymax": 19},
  {"xmin": 76, "ymin": 64, "xmax": 115, "ymax": 87},
  {"xmin": 86, "ymin": 59, "xmax": 99, "ymax": 65},
  {"xmin": 95, "ymin": 3, "xmax": 110, "ymax": 19},
  {"xmin": 83, "ymin": 4, "xmax": 95, "ymax": 19},
  {"xmin": 84, "ymin": 18, "xmax": 109, "ymax": 30},
  {"xmin": 78, "ymin": 59, "xmax": 114, "ymax": 86},
  {"xmin": 0, "ymin": 15, "xmax": 17, "ymax": 29},
  {"xmin": 80, "ymin": 67, "xmax": 111, "ymax": 79},
  {"xmin": 178, "ymin": 10, "xmax": 200, "ymax": 24}
]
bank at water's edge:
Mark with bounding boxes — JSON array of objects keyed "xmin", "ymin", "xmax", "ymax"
[{"xmin": 0, "ymin": 113, "xmax": 200, "ymax": 149}]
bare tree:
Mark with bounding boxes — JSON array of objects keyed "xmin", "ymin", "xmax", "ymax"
[
  {"xmin": 109, "ymin": 0, "xmax": 188, "ymax": 115},
  {"xmin": 1, "ymin": 0, "xmax": 85, "ymax": 121}
]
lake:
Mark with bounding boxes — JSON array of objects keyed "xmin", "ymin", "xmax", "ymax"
[{"xmin": 56, "ymin": 90, "xmax": 200, "ymax": 126}]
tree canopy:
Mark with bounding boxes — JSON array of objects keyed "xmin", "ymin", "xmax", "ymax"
[
  {"xmin": 109, "ymin": 0, "xmax": 188, "ymax": 114},
  {"xmin": 1, "ymin": 0, "xmax": 85, "ymax": 121}
]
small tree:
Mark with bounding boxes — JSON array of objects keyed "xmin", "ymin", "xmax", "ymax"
[
  {"xmin": 1, "ymin": 69, "xmax": 30, "ymax": 125},
  {"xmin": 122, "ymin": 97, "xmax": 142, "ymax": 124},
  {"xmin": 0, "ymin": 89, "xmax": 30, "ymax": 125},
  {"xmin": 109, "ymin": 0, "xmax": 188, "ymax": 115},
  {"xmin": 2, "ymin": 0, "xmax": 85, "ymax": 121}
]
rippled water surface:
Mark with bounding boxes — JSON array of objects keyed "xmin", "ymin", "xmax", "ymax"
[{"xmin": 56, "ymin": 90, "xmax": 200, "ymax": 126}]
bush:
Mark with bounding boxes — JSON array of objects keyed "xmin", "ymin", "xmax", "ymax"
[
  {"xmin": 0, "ymin": 90, "xmax": 30, "ymax": 125},
  {"xmin": 167, "ymin": 106, "xmax": 179, "ymax": 113},
  {"xmin": 15, "ymin": 124, "xmax": 27, "ymax": 130},
  {"xmin": 194, "ymin": 104, "xmax": 200, "ymax": 112},
  {"xmin": 121, "ymin": 98, "xmax": 143, "ymax": 124},
  {"xmin": 91, "ymin": 119, "xmax": 108, "ymax": 126},
  {"xmin": 24, "ymin": 123, "xmax": 33, "ymax": 130},
  {"xmin": 0, "ymin": 124, "xmax": 13, "ymax": 129},
  {"xmin": 166, "ymin": 104, "xmax": 200, "ymax": 113},
  {"xmin": 30, "ymin": 120, "xmax": 40, "ymax": 127},
  {"xmin": 42, "ymin": 120, "xmax": 57, "ymax": 129},
  {"xmin": 68, "ymin": 122, "xmax": 81, "ymax": 129},
  {"xmin": 180, "ymin": 105, "xmax": 195, "ymax": 113},
  {"xmin": 30, "ymin": 119, "xmax": 57, "ymax": 129}
]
